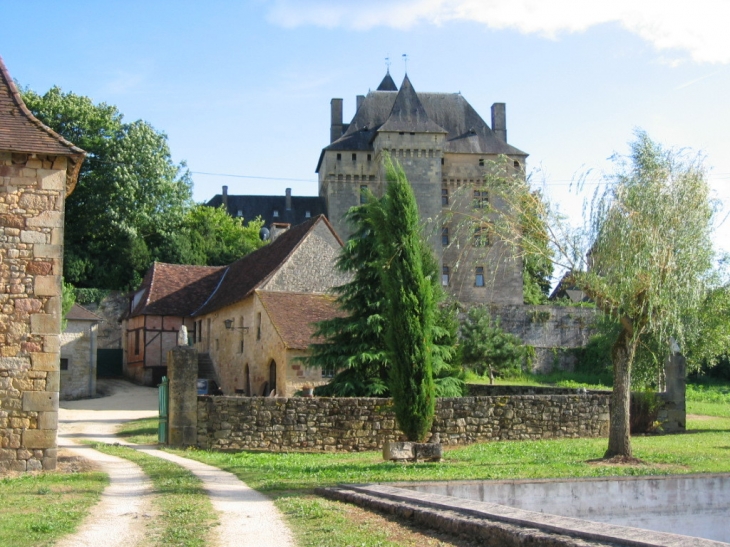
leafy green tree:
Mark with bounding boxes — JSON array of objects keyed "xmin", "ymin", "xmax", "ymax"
[
  {"xmin": 306, "ymin": 195, "xmax": 463, "ymax": 398},
  {"xmin": 22, "ymin": 86, "xmax": 193, "ymax": 289},
  {"xmin": 460, "ymin": 306, "xmax": 533, "ymax": 383},
  {"xmin": 166, "ymin": 205, "xmax": 266, "ymax": 266},
  {"xmin": 376, "ymin": 156, "xmax": 436, "ymax": 442},
  {"xmin": 521, "ymin": 190, "xmax": 554, "ymax": 304}
]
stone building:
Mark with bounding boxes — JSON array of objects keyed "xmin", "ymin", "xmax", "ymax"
[
  {"xmin": 60, "ymin": 304, "xmax": 101, "ymax": 400},
  {"xmin": 123, "ymin": 215, "xmax": 349, "ymax": 394},
  {"xmin": 317, "ymin": 72, "xmax": 528, "ymax": 306},
  {"xmin": 0, "ymin": 55, "xmax": 85, "ymax": 472}
]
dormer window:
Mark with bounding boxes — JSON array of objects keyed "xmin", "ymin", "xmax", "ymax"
[
  {"xmin": 479, "ymin": 158, "xmax": 485, "ymax": 167},
  {"xmin": 273, "ymin": 209, "xmax": 279, "ymax": 218},
  {"xmin": 305, "ymin": 211, "xmax": 311, "ymax": 218},
  {"xmin": 336, "ymin": 153, "xmax": 342, "ymax": 161},
  {"xmin": 367, "ymin": 154, "xmax": 372, "ymax": 161},
  {"xmin": 237, "ymin": 210, "xmax": 243, "ymax": 217},
  {"xmin": 352, "ymin": 153, "xmax": 357, "ymax": 161}
]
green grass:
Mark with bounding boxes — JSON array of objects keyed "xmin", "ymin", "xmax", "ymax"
[
  {"xmin": 0, "ymin": 470, "xmax": 107, "ymax": 547},
  {"xmin": 117, "ymin": 417, "xmax": 159, "ymax": 445},
  {"xmin": 92, "ymin": 443, "xmax": 216, "ymax": 547}
]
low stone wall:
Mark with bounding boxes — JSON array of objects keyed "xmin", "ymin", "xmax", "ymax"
[{"xmin": 196, "ymin": 394, "xmax": 610, "ymax": 452}]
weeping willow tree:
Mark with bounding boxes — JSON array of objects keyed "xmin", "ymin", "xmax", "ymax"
[{"xmin": 459, "ymin": 132, "xmax": 717, "ymax": 458}]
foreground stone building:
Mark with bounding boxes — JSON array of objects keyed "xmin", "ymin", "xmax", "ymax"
[
  {"xmin": 0, "ymin": 55, "xmax": 85, "ymax": 472},
  {"xmin": 123, "ymin": 215, "xmax": 348, "ymax": 395}
]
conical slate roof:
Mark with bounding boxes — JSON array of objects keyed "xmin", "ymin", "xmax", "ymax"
[
  {"xmin": 376, "ymin": 71, "xmax": 398, "ymax": 91},
  {"xmin": 0, "ymin": 55, "xmax": 85, "ymax": 193},
  {"xmin": 378, "ymin": 75, "xmax": 447, "ymax": 134}
]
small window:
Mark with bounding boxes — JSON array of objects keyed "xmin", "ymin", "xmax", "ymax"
[
  {"xmin": 442, "ymin": 266, "xmax": 450, "ymax": 286},
  {"xmin": 215, "ymin": 339, "xmax": 219, "ymax": 351},
  {"xmin": 336, "ymin": 153, "xmax": 342, "ymax": 161},
  {"xmin": 367, "ymin": 154, "xmax": 372, "ymax": 161},
  {"xmin": 409, "ymin": 132, "xmax": 415, "ymax": 136},
  {"xmin": 237, "ymin": 210, "xmax": 243, "ymax": 217},
  {"xmin": 322, "ymin": 364, "xmax": 335, "ymax": 379},
  {"xmin": 441, "ymin": 188, "xmax": 449, "ymax": 206},
  {"xmin": 514, "ymin": 160, "xmax": 520, "ymax": 169},
  {"xmin": 479, "ymin": 158, "xmax": 485, "ymax": 167},
  {"xmin": 239, "ymin": 339, "xmax": 244, "ymax": 354},
  {"xmin": 441, "ymin": 227, "xmax": 449, "ymax": 247},
  {"xmin": 256, "ymin": 312, "xmax": 262, "ymax": 340},
  {"xmin": 399, "ymin": 131, "xmax": 404, "ymax": 135},
  {"xmin": 352, "ymin": 153, "xmax": 357, "ymax": 161},
  {"xmin": 60, "ymin": 358, "xmax": 69, "ymax": 371},
  {"xmin": 473, "ymin": 190, "xmax": 488, "ymax": 209},
  {"xmin": 475, "ymin": 266, "xmax": 485, "ymax": 287},
  {"xmin": 441, "ymin": 157, "xmax": 445, "ymax": 165},
  {"xmin": 305, "ymin": 210, "xmax": 311, "ymax": 218},
  {"xmin": 474, "ymin": 226, "xmax": 490, "ymax": 247},
  {"xmin": 134, "ymin": 330, "xmax": 140, "ymax": 355},
  {"xmin": 273, "ymin": 209, "xmax": 279, "ymax": 218},
  {"xmin": 360, "ymin": 185, "xmax": 368, "ymax": 205}
]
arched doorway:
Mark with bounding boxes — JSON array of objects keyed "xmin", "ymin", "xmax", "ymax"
[{"xmin": 269, "ymin": 360, "xmax": 277, "ymax": 396}]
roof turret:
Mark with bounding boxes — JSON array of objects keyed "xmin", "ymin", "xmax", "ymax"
[
  {"xmin": 376, "ymin": 71, "xmax": 398, "ymax": 91},
  {"xmin": 378, "ymin": 74, "xmax": 446, "ymax": 134}
]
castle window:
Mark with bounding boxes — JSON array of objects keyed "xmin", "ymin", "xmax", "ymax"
[
  {"xmin": 474, "ymin": 226, "xmax": 490, "ymax": 247},
  {"xmin": 399, "ymin": 132, "xmax": 405, "ymax": 135},
  {"xmin": 336, "ymin": 153, "xmax": 341, "ymax": 161},
  {"xmin": 441, "ymin": 157, "xmax": 444, "ymax": 165},
  {"xmin": 360, "ymin": 185, "xmax": 368, "ymax": 204},
  {"xmin": 367, "ymin": 154, "xmax": 372, "ymax": 161},
  {"xmin": 256, "ymin": 312, "xmax": 262, "ymax": 340},
  {"xmin": 354, "ymin": 175, "xmax": 359, "ymax": 182},
  {"xmin": 475, "ymin": 267, "xmax": 485, "ymax": 287},
  {"xmin": 473, "ymin": 190, "xmax": 488, "ymax": 208},
  {"xmin": 442, "ymin": 266, "xmax": 450, "ymax": 286},
  {"xmin": 322, "ymin": 364, "xmax": 335, "ymax": 378},
  {"xmin": 441, "ymin": 188, "xmax": 449, "ymax": 206},
  {"xmin": 273, "ymin": 209, "xmax": 279, "ymax": 218},
  {"xmin": 134, "ymin": 330, "xmax": 140, "ymax": 355},
  {"xmin": 237, "ymin": 210, "xmax": 243, "ymax": 217},
  {"xmin": 369, "ymin": 175, "xmax": 375, "ymax": 182},
  {"xmin": 410, "ymin": 132, "xmax": 415, "ymax": 135},
  {"xmin": 60, "ymin": 358, "xmax": 69, "ymax": 371},
  {"xmin": 514, "ymin": 160, "xmax": 520, "ymax": 169},
  {"xmin": 337, "ymin": 174, "xmax": 343, "ymax": 182},
  {"xmin": 441, "ymin": 227, "xmax": 449, "ymax": 247},
  {"xmin": 479, "ymin": 158, "xmax": 485, "ymax": 167},
  {"xmin": 305, "ymin": 210, "xmax": 311, "ymax": 218},
  {"xmin": 352, "ymin": 153, "xmax": 357, "ymax": 161}
]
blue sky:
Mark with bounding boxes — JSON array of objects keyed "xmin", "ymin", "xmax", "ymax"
[{"xmin": 3, "ymin": 0, "xmax": 730, "ymax": 250}]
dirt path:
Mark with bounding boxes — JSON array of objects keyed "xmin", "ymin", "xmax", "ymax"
[{"xmin": 58, "ymin": 379, "xmax": 295, "ymax": 547}]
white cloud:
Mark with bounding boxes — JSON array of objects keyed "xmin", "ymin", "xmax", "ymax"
[{"xmin": 266, "ymin": 0, "xmax": 730, "ymax": 64}]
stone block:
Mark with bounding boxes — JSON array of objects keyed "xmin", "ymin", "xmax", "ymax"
[
  {"xmin": 0, "ymin": 214, "xmax": 25, "ymax": 228},
  {"xmin": 413, "ymin": 442, "xmax": 443, "ymax": 462},
  {"xmin": 39, "ymin": 170, "xmax": 65, "ymax": 191},
  {"xmin": 30, "ymin": 313, "xmax": 59, "ymax": 334},
  {"xmin": 14, "ymin": 298, "xmax": 43, "ymax": 313},
  {"xmin": 22, "ymin": 429, "xmax": 56, "ymax": 449},
  {"xmin": 31, "ymin": 352, "xmax": 59, "ymax": 371},
  {"xmin": 383, "ymin": 441, "xmax": 414, "ymax": 461},
  {"xmin": 38, "ymin": 411, "xmax": 58, "ymax": 430},
  {"xmin": 0, "ymin": 357, "xmax": 30, "ymax": 372},
  {"xmin": 20, "ymin": 230, "xmax": 47, "ymax": 244},
  {"xmin": 42, "ymin": 456, "xmax": 56, "ymax": 470},
  {"xmin": 10, "ymin": 460, "xmax": 27, "ymax": 472},
  {"xmin": 51, "ymin": 158, "xmax": 67, "ymax": 170},
  {"xmin": 22, "ymin": 391, "xmax": 59, "ymax": 412},
  {"xmin": 33, "ymin": 244, "xmax": 62, "ymax": 260},
  {"xmin": 26, "ymin": 210, "xmax": 63, "ymax": 228},
  {"xmin": 34, "ymin": 276, "xmax": 59, "ymax": 297},
  {"xmin": 45, "ymin": 371, "xmax": 60, "ymax": 392},
  {"xmin": 45, "ymin": 296, "xmax": 61, "ymax": 317},
  {"xmin": 43, "ymin": 335, "xmax": 60, "ymax": 353}
]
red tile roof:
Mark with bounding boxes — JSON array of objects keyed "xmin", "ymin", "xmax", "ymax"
[
  {"xmin": 193, "ymin": 215, "xmax": 342, "ymax": 316},
  {"xmin": 257, "ymin": 291, "xmax": 343, "ymax": 349},
  {"xmin": 0, "ymin": 55, "xmax": 85, "ymax": 193},
  {"xmin": 129, "ymin": 262, "xmax": 226, "ymax": 317},
  {"xmin": 66, "ymin": 303, "xmax": 103, "ymax": 322}
]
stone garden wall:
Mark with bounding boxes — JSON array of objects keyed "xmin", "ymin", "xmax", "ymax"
[{"xmin": 196, "ymin": 394, "xmax": 610, "ymax": 452}]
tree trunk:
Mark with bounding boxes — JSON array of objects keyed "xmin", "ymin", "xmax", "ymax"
[
  {"xmin": 489, "ymin": 367, "xmax": 494, "ymax": 385},
  {"xmin": 605, "ymin": 326, "xmax": 636, "ymax": 458}
]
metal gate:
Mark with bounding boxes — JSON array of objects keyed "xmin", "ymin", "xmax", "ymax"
[{"xmin": 158, "ymin": 376, "xmax": 168, "ymax": 444}]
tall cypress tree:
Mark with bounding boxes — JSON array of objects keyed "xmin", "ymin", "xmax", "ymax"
[{"xmin": 376, "ymin": 156, "xmax": 436, "ymax": 442}]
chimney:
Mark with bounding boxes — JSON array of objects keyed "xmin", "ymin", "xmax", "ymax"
[
  {"xmin": 330, "ymin": 98, "xmax": 343, "ymax": 143},
  {"xmin": 285, "ymin": 188, "xmax": 292, "ymax": 210},
  {"xmin": 491, "ymin": 103, "xmax": 507, "ymax": 142},
  {"xmin": 222, "ymin": 185, "xmax": 229, "ymax": 209},
  {"xmin": 356, "ymin": 95, "xmax": 365, "ymax": 112}
]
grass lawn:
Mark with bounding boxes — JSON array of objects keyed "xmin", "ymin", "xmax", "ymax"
[
  {"xmin": 0, "ymin": 465, "xmax": 107, "ymax": 547},
  {"xmin": 91, "ymin": 443, "xmax": 217, "ymax": 547}
]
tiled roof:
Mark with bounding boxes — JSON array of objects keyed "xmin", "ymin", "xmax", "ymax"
[
  {"xmin": 130, "ymin": 262, "xmax": 226, "ymax": 317},
  {"xmin": 193, "ymin": 215, "xmax": 342, "ymax": 316},
  {"xmin": 377, "ymin": 71, "xmax": 398, "ymax": 91},
  {"xmin": 206, "ymin": 193, "xmax": 327, "ymax": 229},
  {"xmin": 66, "ymin": 303, "xmax": 103, "ymax": 322},
  {"xmin": 0, "ymin": 55, "xmax": 85, "ymax": 193},
  {"xmin": 257, "ymin": 290, "xmax": 343, "ymax": 349}
]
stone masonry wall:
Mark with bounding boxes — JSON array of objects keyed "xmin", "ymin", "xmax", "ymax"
[
  {"xmin": 59, "ymin": 320, "xmax": 96, "ymax": 400},
  {"xmin": 0, "ymin": 152, "xmax": 67, "ymax": 472},
  {"xmin": 197, "ymin": 394, "xmax": 610, "ymax": 452}
]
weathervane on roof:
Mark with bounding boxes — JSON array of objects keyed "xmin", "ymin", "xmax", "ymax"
[
  {"xmin": 402, "ymin": 53, "xmax": 408, "ymax": 74},
  {"xmin": 385, "ymin": 55, "xmax": 391, "ymax": 73}
]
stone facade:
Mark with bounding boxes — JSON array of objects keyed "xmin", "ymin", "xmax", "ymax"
[
  {"xmin": 0, "ymin": 55, "xmax": 84, "ymax": 472},
  {"xmin": 196, "ymin": 394, "xmax": 610, "ymax": 452}
]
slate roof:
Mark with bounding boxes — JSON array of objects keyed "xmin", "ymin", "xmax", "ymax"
[
  {"xmin": 193, "ymin": 215, "xmax": 342, "ymax": 316},
  {"xmin": 317, "ymin": 74, "xmax": 526, "ymax": 171},
  {"xmin": 66, "ymin": 303, "xmax": 103, "ymax": 322},
  {"xmin": 377, "ymin": 71, "xmax": 398, "ymax": 91},
  {"xmin": 206, "ymin": 193, "xmax": 327, "ymax": 229},
  {"xmin": 129, "ymin": 262, "xmax": 226, "ymax": 317},
  {"xmin": 257, "ymin": 291, "xmax": 342, "ymax": 349},
  {"xmin": 379, "ymin": 75, "xmax": 447, "ymax": 134},
  {"xmin": 0, "ymin": 55, "xmax": 85, "ymax": 193}
]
